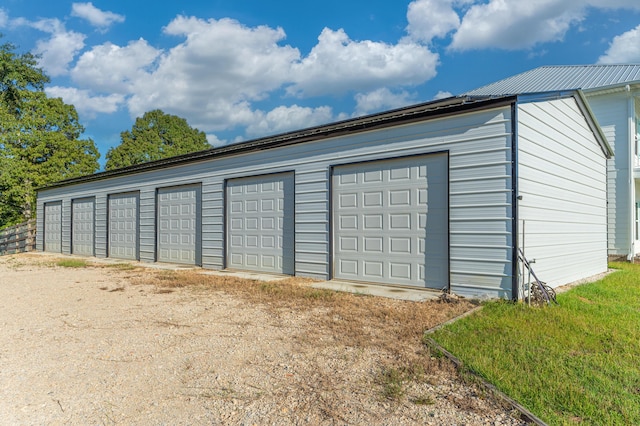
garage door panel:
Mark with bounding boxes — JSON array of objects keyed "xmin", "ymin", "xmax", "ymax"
[
  {"xmin": 44, "ymin": 201, "xmax": 62, "ymax": 253},
  {"xmin": 108, "ymin": 192, "xmax": 139, "ymax": 260},
  {"xmin": 157, "ymin": 185, "xmax": 200, "ymax": 265},
  {"xmin": 72, "ymin": 198, "xmax": 94, "ymax": 256},
  {"xmin": 227, "ymin": 173, "xmax": 294, "ymax": 274},
  {"xmin": 333, "ymin": 154, "xmax": 449, "ymax": 289}
]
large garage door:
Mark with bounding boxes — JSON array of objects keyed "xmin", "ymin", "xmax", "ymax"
[
  {"xmin": 332, "ymin": 154, "xmax": 448, "ymax": 289},
  {"xmin": 44, "ymin": 201, "xmax": 62, "ymax": 253},
  {"xmin": 157, "ymin": 184, "xmax": 201, "ymax": 265},
  {"xmin": 227, "ymin": 173, "xmax": 294, "ymax": 274},
  {"xmin": 108, "ymin": 192, "xmax": 139, "ymax": 260},
  {"xmin": 72, "ymin": 197, "xmax": 94, "ymax": 256}
]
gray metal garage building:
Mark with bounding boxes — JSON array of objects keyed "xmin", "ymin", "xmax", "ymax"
[{"xmin": 36, "ymin": 92, "xmax": 611, "ymax": 299}]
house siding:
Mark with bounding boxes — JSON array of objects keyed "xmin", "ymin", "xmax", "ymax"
[
  {"xmin": 517, "ymin": 98, "xmax": 607, "ymax": 287},
  {"xmin": 37, "ymin": 105, "xmax": 515, "ymax": 298},
  {"xmin": 585, "ymin": 93, "xmax": 630, "ymax": 256}
]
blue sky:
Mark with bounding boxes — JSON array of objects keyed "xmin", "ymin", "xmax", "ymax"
[{"xmin": 1, "ymin": 1, "xmax": 640, "ymax": 168}]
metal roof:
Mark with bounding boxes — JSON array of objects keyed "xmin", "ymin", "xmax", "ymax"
[
  {"xmin": 465, "ymin": 64, "xmax": 640, "ymax": 96},
  {"xmin": 39, "ymin": 94, "xmax": 516, "ymax": 190}
]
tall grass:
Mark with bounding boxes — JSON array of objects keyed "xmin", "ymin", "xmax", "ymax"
[{"xmin": 429, "ymin": 262, "xmax": 640, "ymax": 424}]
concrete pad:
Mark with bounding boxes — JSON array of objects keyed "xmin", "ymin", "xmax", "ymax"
[
  {"xmin": 199, "ymin": 270, "xmax": 288, "ymax": 282},
  {"xmin": 311, "ymin": 280, "xmax": 441, "ymax": 302},
  {"xmin": 136, "ymin": 262, "xmax": 198, "ymax": 271}
]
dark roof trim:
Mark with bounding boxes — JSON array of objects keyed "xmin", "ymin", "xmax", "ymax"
[
  {"xmin": 39, "ymin": 94, "xmax": 517, "ymax": 190},
  {"xmin": 574, "ymin": 90, "xmax": 613, "ymax": 158}
]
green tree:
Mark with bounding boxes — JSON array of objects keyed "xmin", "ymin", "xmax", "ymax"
[
  {"xmin": 105, "ymin": 109, "xmax": 210, "ymax": 170},
  {"xmin": 0, "ymin": 41, "xmax": 100, "ymax": 228}
]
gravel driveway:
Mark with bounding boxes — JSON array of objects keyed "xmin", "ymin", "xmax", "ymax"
[{"xmin": 0, "ymin": 253, "xmax": 525, "ymax": 425}]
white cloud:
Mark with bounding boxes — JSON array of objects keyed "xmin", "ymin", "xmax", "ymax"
[
  {"xmin": 45, "ymin": 86, "xmax": 124, "ymax": 117},
  {"xmin": 598, "ymin": 24, "xmax": 640, "ymax": 63},
  {"xmin": 0, "ymin": 9, "xmax": 8, "ymax": 27},
  {"xmin": 450, "ymin": 1, "xmax": 582, "ymax": 50},
  {"xmin": 12, "ymin": 18, "xmax": 86, "ymax": 76},
  {"xmin": 124, "ymin": 16, "xmax": 301, "ymax": 129},
  {"xmin": 161, "ymin": 16, "xmax": 299, "ymax": 98},
  {"xmin": 34, "ymin": 30, "xmax": 86, "ymax": 77},
  {"xmin": 449, "ymin": 0, "xmax": 640, "ymax": 51},
  {"xmin": 288, "ymin": 28, "xmax": 439, "ymax": 97},
  {"xmin": 71, "ymin": 2, "xmax": 124, "ymax": 30},
  {"xmin": 71, "ymin": 40, "xmax": 160, "ymax": 92},
  {"xmin": 245, "ymin": 105, "xmax": 334, "ymax": 137},
  {"xmin": 406, "ymin": 0, "xmax": 461, "ymax": 43},
  {"xmin": 8, "ymin": 9, "xmax": 450, "ymax": 141},
  {"xmin": 586, "ymin": 0, "xmax": 640, "ymax": 8},
  {"xmin": 354, "ymin": 88, "xmax": 416, "ymax": 116},
  {"xmin": 205, "ymin": 134, "xmax": 225, "ymax": 146},
  {"xmin": 433, "ymin": 90, "xmax": 453, "ymax": 100}
]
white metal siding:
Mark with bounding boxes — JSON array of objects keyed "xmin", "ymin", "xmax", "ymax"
[
  {"xmin": 226, "ymin": 173, "xmax": 294, "ymax": 274},
  {"xmin": 587, "ymin": 93, "xmax": 630, "ymax": 256},
  {"xmin": 71, "ymin": 197, "xmax": 94, "ymax": 256},
  {"xmin": 108, "ymin": 192, "xmax": 139, "ymax": 260},
  {"xmin": 518, "ymin": 98, "xmax": 607, "ymax": 287},
  {"xmin": 333, "ymin": 154, "xmax": 448, "ymax": 288},
  {"xmin": 157, "ymin": 185, "xmax": 200, "ymax": 265},
  {"xmin": 44, "ymin": 201, "xmax": 62, "ymax": 253}
]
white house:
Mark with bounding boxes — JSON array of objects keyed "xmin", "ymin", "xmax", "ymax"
[
  {"xmin": 465, "ymin": 64, "xmax": 640, "ymax": 260},
  {"xmin": 36, "ymin": 92, "xmax": 610, "ymax": 300}
]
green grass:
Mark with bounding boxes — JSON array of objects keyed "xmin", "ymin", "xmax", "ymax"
[
  {"xmin": 429, "ymin": 262, "xmax": 640, "ymax": 425},
  {"xmin": 56, "ymin": 259, "xmax": 89, "ymax": 268}
]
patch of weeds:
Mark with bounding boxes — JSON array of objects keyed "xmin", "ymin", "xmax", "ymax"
[
  {"xmin": 56, "ymin": 259, "xmax": 88, "ymax": 268},
  {"xmin": 152, "ymin": 271, "xmax": 186, "ymax": 287},
  {"xmin": 302, "ymin": 288, "xmax": 334, "ymax": 300},
  {"xmin": 155, "ymin": 271, "xmax": 179, "ymax": 280},
  {"xmin": 259, "ymin": 282, "xmax": 283, "ymax": 295},
  {"xmin": 410, "ymin": 395, "xmax": 435, "ymax": 405},
  {"xmin": 379, "ymin": 367, "xmax": 406, "ymax": 401},
  {"xmin": 103, "ymin": 263, "xmax": 137, "ymax": 271}
]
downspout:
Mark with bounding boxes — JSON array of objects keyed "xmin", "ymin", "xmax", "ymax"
[
  {"xmin": 511, "ymin": 102, "xmax": 520, "ymax": 300},
  {"xmin": 627, "ymin": 85, "xmax": 636, "ymax": 260}
]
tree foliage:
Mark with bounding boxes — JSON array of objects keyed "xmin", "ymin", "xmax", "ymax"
[
  {"xmin": 0, "ymin": 40, "xmax": 100, "ymax": 228},
  {"xmin": 105, "ymin": 109, "xmax": 210, "ymax": 171}
]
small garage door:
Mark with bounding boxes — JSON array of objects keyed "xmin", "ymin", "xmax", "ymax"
[
  {"xmin": 157, "ymin": 184, "xmax": 201, "ymax": 265},
  {"xmin": 72, "ymin": 197, "xmax": 95, "ymax": 256},
  {"xmin": 332, "ymin": 153, "xmax": 448, "ymax": 289},
  {"xmin": 108, "ymin": 192, "xmax": 139, "ymax": 260},
  {"xmin": 44, "ymin": 201, "xmax": 62, "ymax": 253},
  {"xmin": 227, "ymin": 173, "xmax": 294, "ymax": 274}
]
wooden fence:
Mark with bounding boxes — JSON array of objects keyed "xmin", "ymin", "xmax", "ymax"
[{"xmin": 0, "ymin": 219, "xmax": 36, "ymax": 255}]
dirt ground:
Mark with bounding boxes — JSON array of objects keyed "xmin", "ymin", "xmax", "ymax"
[{"xmin": 0, "ymin": 253, "xmax": 526, "ymax": 425}]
